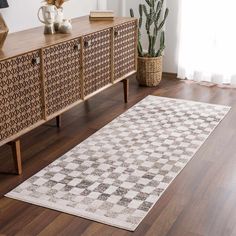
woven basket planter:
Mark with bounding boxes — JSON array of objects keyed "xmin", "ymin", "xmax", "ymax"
[{"xmin": 137, "ymin": 56, "xmax": 163, "ymax": 87}]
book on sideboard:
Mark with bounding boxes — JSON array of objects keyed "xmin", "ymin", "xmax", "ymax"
[
  {"xmin": 90, "ymin": 10, "xmax": 114, "ymax": 18},
  {"xmin": 89, "ymin": 17, "xmax": 114, "ymax": 21}
]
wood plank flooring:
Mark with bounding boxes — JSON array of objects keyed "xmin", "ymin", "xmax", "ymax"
[{"xmin": 1, "ymin": 75, "xmax": 236, "ymax": 236}]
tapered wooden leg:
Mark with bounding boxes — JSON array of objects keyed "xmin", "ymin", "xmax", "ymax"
[
  {"xmin": 56, "ymin": 115, "xmax": 62, "ymax": 128},
  {"xmin": 10, "ymin": 140, "xmax": 22, "ymax": 175},
  {"xmin": 122, "ymin": 79, "xmax": 129, "ymax": 103}
]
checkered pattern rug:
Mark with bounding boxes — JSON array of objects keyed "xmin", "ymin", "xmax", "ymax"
[{"xmin": 6, "ymin": 96, "xmax": 230, "ymax": 231}]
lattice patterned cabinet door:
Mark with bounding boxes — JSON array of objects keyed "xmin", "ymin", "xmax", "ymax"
[
  {"xmin": 114, "ymin": 21, "xmax": 137, "ymax": 81},
  {"xmin": 0, "ymin": 51, "xmax": 44, "ymax": 143},
  {"xmin": 83, "ymin": 29, "xmax": 112, "ymax": 97},
  {"xmin": 43, "ymin": 38, "xmax": 82, "ymax": 117}
]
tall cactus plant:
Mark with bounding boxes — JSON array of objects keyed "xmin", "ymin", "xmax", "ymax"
[{"xmin": 130, "ymin": 0, "xmax": 169, "ymax": 57}]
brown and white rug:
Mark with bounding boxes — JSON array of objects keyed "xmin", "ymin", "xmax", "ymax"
[{"xmin": 6, "ymin": 96, "xmax": 230, "ymax": 231}]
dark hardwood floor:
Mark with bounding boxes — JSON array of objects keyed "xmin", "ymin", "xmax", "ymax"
[{"xmin": 1, "ymin": 75, "xmax": 236, "ymax": 236}]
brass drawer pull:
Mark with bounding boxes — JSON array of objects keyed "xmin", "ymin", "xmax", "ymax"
[
  {"xmin": 32, "ymin": 57, "xmax": 41, "ymax": 65},
  {"xmin": 74, "ymin": 44, "xmax": 81, "ymax": 51},
  {"xmin": 84, "ymin": 40, "xmax": 91, "ymax": 48},
  {"xmin": 114, "ymin": 31, "xmax": 119, "ymax": 37}
]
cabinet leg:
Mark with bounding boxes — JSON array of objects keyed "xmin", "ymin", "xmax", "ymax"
[
  {"xmin": 10, "ymin": 140, "xmax": 22, "ymax": 175},
  {"xmin": 56, "ymin": 115, "xmax": 62, "ymax": 128},
  {"xmin": 122, "ymin": 79, "xmax": 129, "ymax": 103}
]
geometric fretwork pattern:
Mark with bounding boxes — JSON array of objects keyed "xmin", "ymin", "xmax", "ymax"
[
  {"xmin": 114, "ymin": 21, "xmax": 136, "ymax": 81},
  {"xmin": 6, "ymin": 96, "xmax": 230, "ymax": 231},
  {"xmin": 0, "ymin": 51, "xmax": 43, "ymax": 142},
  {"xmin": 43, "ymin": 38, "xmax": 82, "ymax": 117},
  {"xmin": 83, "ymin": 29, "xmax": 111, "ymax": 97}
]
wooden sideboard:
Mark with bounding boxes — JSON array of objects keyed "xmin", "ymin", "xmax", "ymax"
[{"xmin": 0, "ymin": 16, "xmax": 138, "ymax": 174}]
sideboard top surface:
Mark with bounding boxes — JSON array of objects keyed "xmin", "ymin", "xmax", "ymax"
[{"xmin": 0, "ymin": 16, "xmax": 136, "ymax": 61}]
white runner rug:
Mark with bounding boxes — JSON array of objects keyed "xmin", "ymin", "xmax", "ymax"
[{"xmin": 6, "ymin": 96, "xmax": 230, "ymax": 231}]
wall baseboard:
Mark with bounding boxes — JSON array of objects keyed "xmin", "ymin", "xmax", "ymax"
[{"xmin": 163, "ymin": 72, "xmax": 177, "ymax": 79}]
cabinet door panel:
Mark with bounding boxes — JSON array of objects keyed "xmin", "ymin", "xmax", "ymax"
[
  {"xmin": 43, "ymin": 38, "xmax": 81, "ymax": 117},
  {"xmin": 0, "ymin": 51, "xmax": 43, "ymax": 142},
  {"xmin": 83, "ymin": 29, "xmax": 112, "ymax": 97},
  {"xmin": 114, "ymin": 21, "xmax": 137, "ymax": 81}
]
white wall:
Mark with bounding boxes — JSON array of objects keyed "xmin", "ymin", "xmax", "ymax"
[
  {"xmin": 1, "ymin": 0, "xmax": 98, "ymax": 33},
  {"xmin": 107, "ymin": 0, "xmax": 180, "ymax": 73},
  {"xmin": 97, "ymin": 0, "xmax": 107, "ymax": 10},
  {"xmin": 107, "ymin": 0, "xmax": 123, "ymax": 16},
  {"xmin": 164, "ymin": 0, "xmax": 180, "ymax": 73}
]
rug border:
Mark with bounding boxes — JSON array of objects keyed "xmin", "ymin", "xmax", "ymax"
[
  {"xmin": 148, "ymin": 95, "xmax": 231, "ymax": 109},
  {"xmin": 5, "ymin": 192, "xmax": 136, "ymax": 231},
  {"xmin": 5, "ymin": 95, "xmax": 231, "ymax": 232}
]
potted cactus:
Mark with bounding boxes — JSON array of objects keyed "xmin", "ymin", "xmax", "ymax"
[{"xmin": 130, "ymin": 0, "xmax": 169, "ymax": 87}]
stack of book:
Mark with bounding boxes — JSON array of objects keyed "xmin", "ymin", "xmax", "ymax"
[{"xmin": 89, "ymin": 10, "xmax": 114, "ymax": 21}]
